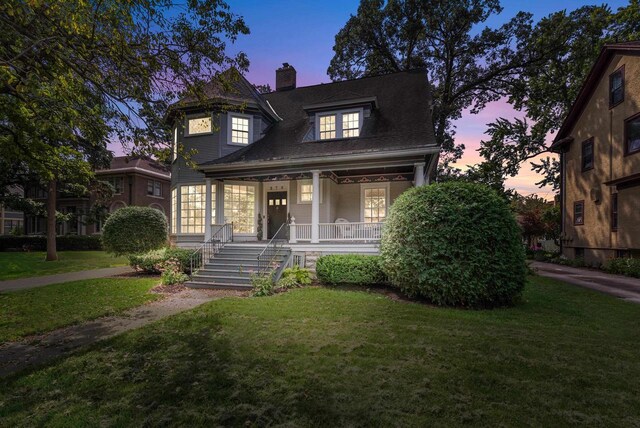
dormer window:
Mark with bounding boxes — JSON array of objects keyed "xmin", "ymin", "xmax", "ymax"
[
  {"xmin": 315, "ymin": 108, "xmax": 363, "ymax": 140},
  {"xmin": 227, "ymin": 113, "xmax": 253, "ymax": 146}
]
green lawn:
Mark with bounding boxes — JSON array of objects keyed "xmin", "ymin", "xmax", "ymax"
[
  {"xmin": 0, "ymin": 277, "xmax": 160, "ymax": 343},
  {"xmin": 0, "ymin": 251, "xmax": 127, "ymax": 281},
  {"xmin": 1, "ymin": 276, "xmax": 640, "ymax": 426}
]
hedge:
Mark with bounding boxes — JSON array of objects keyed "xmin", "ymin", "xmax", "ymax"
[
  {"xmin": 315, "ymin": 254, "xmax": 386, "ymax": 286},
  {"xmin": 0, "ymin": 235, "xmax": 102, "ymax": 252},
  {"xmin": 128, "ymin": 247, "xmax": 195, "ymax": 274},
  {"xmin": 102, "ymin": 206, "xmax": 168, "ymax": 256},
  {"xmin": 380, "ymin": 182, "xmax": 526, "ymax": 308},
  {"xmin": 604, "ymin": 258, "xmax": 640, "ymax": 278}
]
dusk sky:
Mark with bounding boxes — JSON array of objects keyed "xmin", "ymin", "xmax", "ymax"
[{"xmin": 154, "ymin": 1, "xmax": 629, "ymax": 197}]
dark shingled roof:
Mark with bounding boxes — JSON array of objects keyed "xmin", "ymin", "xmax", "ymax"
[{"xmin": 200, "ymin": 69, "xmax": 436, "ymax": 167}]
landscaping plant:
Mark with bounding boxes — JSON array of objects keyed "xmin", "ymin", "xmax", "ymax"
[
  {"xmin": 160, "ymin": 258, "xmax": 189, "ymax": 286},
  {"xmin": 380, "ymin": 182, "xmax": 526, "ymax": 308},
  {"xmin": 605, "ymin": 258, "xmax": 640, "ymax": 278},
  {"xmin": 316, "ymin": 254, "xmax": 386, "ymax": 286},
  {"xmin": 128, "ymin": 247, "xmax": 194, "ymax": 274},
  {"xmin": 101, "ymin": 207, "xmax": 168, "ymax": 256}
]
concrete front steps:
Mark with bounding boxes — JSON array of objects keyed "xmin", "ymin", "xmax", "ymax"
[{"xmin": 185, "ymin": 243, "xmax": 290, "ymax": 289}]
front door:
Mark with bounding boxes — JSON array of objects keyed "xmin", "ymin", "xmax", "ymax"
[{"xmin": 267, "ymin": 191, "xmax": 287, "ymax": 239}]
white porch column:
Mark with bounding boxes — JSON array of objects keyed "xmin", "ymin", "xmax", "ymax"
[
  {"xmin": 204, "ymin": 178, "xmax": 213, "ymax": 241},
  {"xmin": 414, "ymin": 162, "xmax": 426, "ymax": 187},
  {"xmin": 311, "ymin": 170, "xmax": 321, "ymax": 244},
  {"xmin": 289, "ymin": 216, "xmax": 297, "ymax": 244}
]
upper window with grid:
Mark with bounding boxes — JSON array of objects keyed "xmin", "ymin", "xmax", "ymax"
[
  {"xmin": 319, "ymin": 115, "xmax": 336, "ymax": 140},
  {"xmin": 342, "ymin": 112, "xmax": 360, "ymax": 137},
  {"xmin": 231, "ymin": 116, "xmax": 250, "ymax": 145}
]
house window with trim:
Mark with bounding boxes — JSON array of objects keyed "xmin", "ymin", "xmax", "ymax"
[
  {"xmin": 231, "ymin": 116, "xmax": 250, "ymax": 144},
  {"xmin": 574, "ymin": 201, "xmax": 584, "ymax": 225},
  {"xmin": 319, "ymin": 114, "xmax": 336, "ymax": 140},
  {"xmin": 342, "ymin": 112, "xmax": 360, "ymax": 137},
  {"xmin": 362, "ymin": 186, "xmax": 387, "ymax": 223},
  {"xmin": 224, "ymin": 184, "xmax": 255, "ymax": 234},
  {"xmin": 609, "ymin": 66, "xmax": 624, "ymax": 108},
  {"xmin": 107, "ymin": 177, "xmax": 123, "ymax": 194},
  {"xmin": 147, "ymin": 180, "xmax": 162, "ymax": 197},
  {"xmin": 172, "ymin": 127, "xmax": 178, "ymax": 161},
  {"xmin": 626, "ymin": 113, "xmax": 640, "ymax": 155},
  {"xmin": 171, "ymin": 188, "xmax": 177, "ymax": 234},
  {"xmin": 210, "ymin": 184, "xmax": 217, "ymax": 224},
  {"xmin": 297, "ymin": 180, "xmax": 322, "ymax": 204},
  {"xmin": 180, "ymin": 185, "xmax": 206, "ymax": 234},
  {"xmin": 611, "ymin": 193, "xmax": 618, "ymax": 231},
  {"xmin": 187, "ymin": 116, "xmax": 212, "ymax": 135},
  {"xmin": 581, "ymin": 138, "xmax": 594, "ymax": 171}
]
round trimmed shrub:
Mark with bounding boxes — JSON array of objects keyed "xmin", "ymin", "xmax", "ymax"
[
  {"xmin": 380, "ymin": 182, "xmax": 526, "ymax": 308},
  {"xmin": 102, "ymin": 206, "xmax": 168, "ymax": 256}
]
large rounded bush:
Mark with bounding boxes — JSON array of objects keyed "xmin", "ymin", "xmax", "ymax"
[
  {"xmin": 102, "ymin": 206, "xmax": 168, "ymax": 256},
  {"xmin": 380, "ymin": 182, "xmax": 526, "ymax": 308}
]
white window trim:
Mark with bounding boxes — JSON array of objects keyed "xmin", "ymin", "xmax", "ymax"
[
  {"xmin": 226, "ymin": 112, "xmax": 254, "ymax": 146},
  {"xmin": 314, "ymin": 107, "xmax": 363, "ymax": 140},
  {"xmin": 297, "ymin": 179, "xmax": 323, "ymax": 204},
  {"xmin": 185, "ymin": 113, "xmax": 214, "ymax": 137},
  {"xmin": 360, "ymin": 182, "xmax": 390, "ymax": 223}
]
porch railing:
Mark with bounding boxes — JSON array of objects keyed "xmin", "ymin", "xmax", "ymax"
[
  {"xmin": 257, "ymin": 222, "xmax": 287, "ymax": 274},
  {"xmin": 291, "ymin": 222, "xmax": 383, "ymax": 242},
  {"xmin": 189, "ymin": 223, "xmax": 233, "ymax": 275}
]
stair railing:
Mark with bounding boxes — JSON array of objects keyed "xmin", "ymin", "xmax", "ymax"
[
  {"xmin": 257, "ymin": 222, "xmax": 287, "ymax": 274},
  {"xmin": 189, "ymin": 223, "xmax": 234, "ymax": 276}
]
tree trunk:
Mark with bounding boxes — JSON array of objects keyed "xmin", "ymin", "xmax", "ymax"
[{"xmin": 45, "ymin": 179, "xmax": 58, "ymax": 261}]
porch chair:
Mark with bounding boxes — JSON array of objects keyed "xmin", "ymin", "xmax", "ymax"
[{"xmin": 335, "ymin": 218, "xmax": 354, "ymax": 240}]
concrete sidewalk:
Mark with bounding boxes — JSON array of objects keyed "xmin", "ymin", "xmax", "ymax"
[
  {"xmin": 531, "ymin": 261, "xmax": 640, "ymax": 303},
  {"xmin": 0, "ymin": 266, "xmax": 133, "ymax": 293}
]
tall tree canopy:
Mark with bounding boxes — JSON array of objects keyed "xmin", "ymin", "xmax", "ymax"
[
  {"xmin": 0, "ymin": 0, "xmax": 248, "ymax": 259},
  {"xmin": 328, "ymin": 0, "xmax": 553, "ymax": 170}
]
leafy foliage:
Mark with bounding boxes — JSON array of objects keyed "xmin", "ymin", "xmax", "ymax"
[
  {"xmin": 279, "ymin": 266, "xmax": 313, "ymax": 286},
  {"xmin": 316, "ymin": 255, "xmax": 386, "ymax": 286},
  {"xmin": 160, "ymin": 258, "xmax": 190, "ymax": 286},
  {"xmin": 251, "ymin": 272, "xmax": 275, "ymax": 297},
  {"xmin": 604, "ymin": 258, "xmax": 640, "ymax": 279},
  {"xmin": 102, "ymin": 207, "xmax": 167, "ymax": 256},
  {"xmin": 0, "ymin": 235, "xmax": 102, "ymax": 252},
  {"xmin": 128, "ymin": 247, "xmax": 194, "ymax": 274},
  {"xmin": 380, "ymin": 182, "xmax": 526, "ymax": 308},
  {"xmin": 511, "ymin": 195, "xmax": 560, "ymax": 246},
  {"xmin": 251, "ymin": 266, "xmax": 313, "ymax": 297}
]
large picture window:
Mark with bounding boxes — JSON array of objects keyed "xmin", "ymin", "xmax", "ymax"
[
  {"xmin": 362, "ymin": 185, "xmax": 388, "ymax": 223},
  {"xmin": 224, "ymin": 184, "xmax": 255, "ymax": 234},
  {"xmin": 180, "ymin": 185, "xmax": 206, "ymax": 234},
  {"xmin": 625, "ymin": 113, "xmax": 640, "ymax": 155}
]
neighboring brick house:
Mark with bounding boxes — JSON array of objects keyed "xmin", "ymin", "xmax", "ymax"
[
  {"xmin": 0, "ymin": 186, "xmax": 24, "ymax": 235},
  {"xmin": 24, "ymin": 156, "xmax": 171, "ymax": 235},
  {"xmin": 551, "ymin": 42, "xmax": 640, "ymax": 265}
]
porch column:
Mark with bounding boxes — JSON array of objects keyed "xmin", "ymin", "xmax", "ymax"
[
  {"xmin": 311, "ymin": 170, "xmax": 320, "ymax": 244},
  {"xmin": 204, "ymin": 178, "xmax": 213, "ymax": 241},
  {"xmin": 414, "ymin": 162, "xmax": 426, "ymax": 187}
]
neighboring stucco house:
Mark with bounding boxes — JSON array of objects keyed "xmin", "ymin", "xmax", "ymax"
[
  {"xmin": 551, "ymin": 42, "xmax": 640, "ymax": 265},
  {"xmin": 168, "ymin": 65, "xmax": 439, "ymax": 287},
  {"xmin": 25, "ymin": 156, "xmax": 171, "ymax": 235}
]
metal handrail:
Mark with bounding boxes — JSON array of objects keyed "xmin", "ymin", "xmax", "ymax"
[
  {"xmin": 189, "ymin": 223, "xmax": 234, "ymax": 276},
  {"xmin": 257, "ymin": 222, "xmax": 287, "ymax": 274}
]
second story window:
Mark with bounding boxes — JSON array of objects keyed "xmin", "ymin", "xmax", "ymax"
[
  {"xmin": 187, "ymin": 116, "xmax": 212, "ymax": 135},
  {"xmin": 107, "ymin": 177, "xmax": 123, "ymax": 194},
  {"xmin": 319, "ymin": 114, "xmax": 336, "ymax": 140},
  {"xmin": 147, "ymin": 180, "xmax": 162, "ymax": 197},
  {"xmin": 574, "ymin": 201, "xmax": 584, "ymax": 226},
  {"xmin": 581, "ymin": 138, "xmax": 594, "ymax": 171},
  {"xmin": 611, "ymin": 193, "xmax": 618, "ymax": 231},
  {"xmin": 342, "ymin": 112, "xmax": 360, "ymax": 137},
  {"xmin": 610, "ymin": 66, "xmax": 624, "ymax": 108},
  {"xmin": 626, "ymin": 113, "xmax": 640, "ymax": 155},
  {"xmin": 231, "ymin": 116, "xmax": 250, "ymax": 144}
]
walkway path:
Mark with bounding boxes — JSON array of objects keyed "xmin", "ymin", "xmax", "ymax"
[
  {"xmin": 531, "ymin": 261, "xmax": 640, "ymax": 303},
  {"xmin": 0, "ymin": 288, "xmax": 247, "ymax": 377},
  {"xmin": 0, "ymin": 266, "xmax": 133, "ymax": 292}
]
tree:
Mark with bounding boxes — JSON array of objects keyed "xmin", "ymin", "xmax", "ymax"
[
  {"xmin": 0, "ymin": 0, "xmax": 249, "ymax": 260},
  {"xmin": 477, "ymin": 2, "xmax": 640, "ymax": 191},
  {"xmin": 328, "ymin": 0, "xmax": 551, "ymax": 170}
]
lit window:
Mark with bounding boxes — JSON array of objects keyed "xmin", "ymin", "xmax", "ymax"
[
  {"xmin": 342, "ymin": 112, "xmax": 360, "ymax": 137},
  {"xmin": 319, "ymin": 114, "xmax": 336, "ymax": 140},
  {"xmin": 107, "ymin": 177, "xmax": 123, "ymax": 194},
  {"xmin": 610, "ymin": 67, "xmax": 624, "ymax": 108},
  {"xmin": 231, "ymin": 116, "xmax": 250, "ymax": 144},
  {"xmin": 171, "ymin": 188, "xmax": 177, "ymax": 234},
  {"xmin": 581, "ymin": 138, "xmax": 594, "ymax": 171},
  {"xmin": 224, "ymin": 184, "xmax": 255, "ymax": 234},
  {"xmin": 574, "ymin": 201, "xmax": 584, "ymax": 226},
  {"xmin": 300, "ymin": 184, "xmax": 313, "ymax": 202},
  {"xmin": 363, "ymin": 187, "xmax": 387, "ymax": 223},
  {"xmin": 626, "ymin": 113, "xmax": 640, "ymax": 155},
  {"xmin": 187, "ymin": 116, "xmax": 212, "ymax": 135},
  {"xmin": 180, "ymin": 185, "xmax": 206, "ymax": 234}
]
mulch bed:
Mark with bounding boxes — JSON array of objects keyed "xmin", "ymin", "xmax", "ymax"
[{"xmin": 150, "ymin": 283, "xmax": 186, "ymax": 294}]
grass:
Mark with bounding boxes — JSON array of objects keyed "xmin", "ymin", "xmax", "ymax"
[
  {"xmin": 0, "ymin": 277, "xmax": 160, "ymax": 343},
  {"xmin": 0, "ymin": 251, "xmax": 127, "ymax": 281},
  {"xmin": 1, "ymin": 276, "xmax": 640, "ymax": 426}
]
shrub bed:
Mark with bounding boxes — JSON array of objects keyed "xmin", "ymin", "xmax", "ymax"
[
  {"xmin": 128, "ymin": 247, "xmax": 194, "ymax": 274},
  {"xmin": 380, "ymin": 182, "xmax": 526, "ymax": 308},
  {"xmin": 0, "ymin": 235, "xmax": 102, "ymax": 252},
  {"xmin": 315, "ymin": 254, "xmax": 386, "ymax": 286},
  {"xmin": 604, "ymin": 258, "xmax": 640, "ymax": 278}
]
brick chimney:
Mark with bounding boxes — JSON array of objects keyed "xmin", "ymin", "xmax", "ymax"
[{"xmin": 276, "ymin": 63, "xmax": 296, "ymax": 91}]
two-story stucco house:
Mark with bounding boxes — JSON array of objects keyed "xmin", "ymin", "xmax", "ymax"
[
  {"xmin": 168, "ymin": 65, "xmax": 439, "ymax": 287},
  {"xmin": 551, "ymin": 42, "xmax": 640, "ymax": 265}
]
